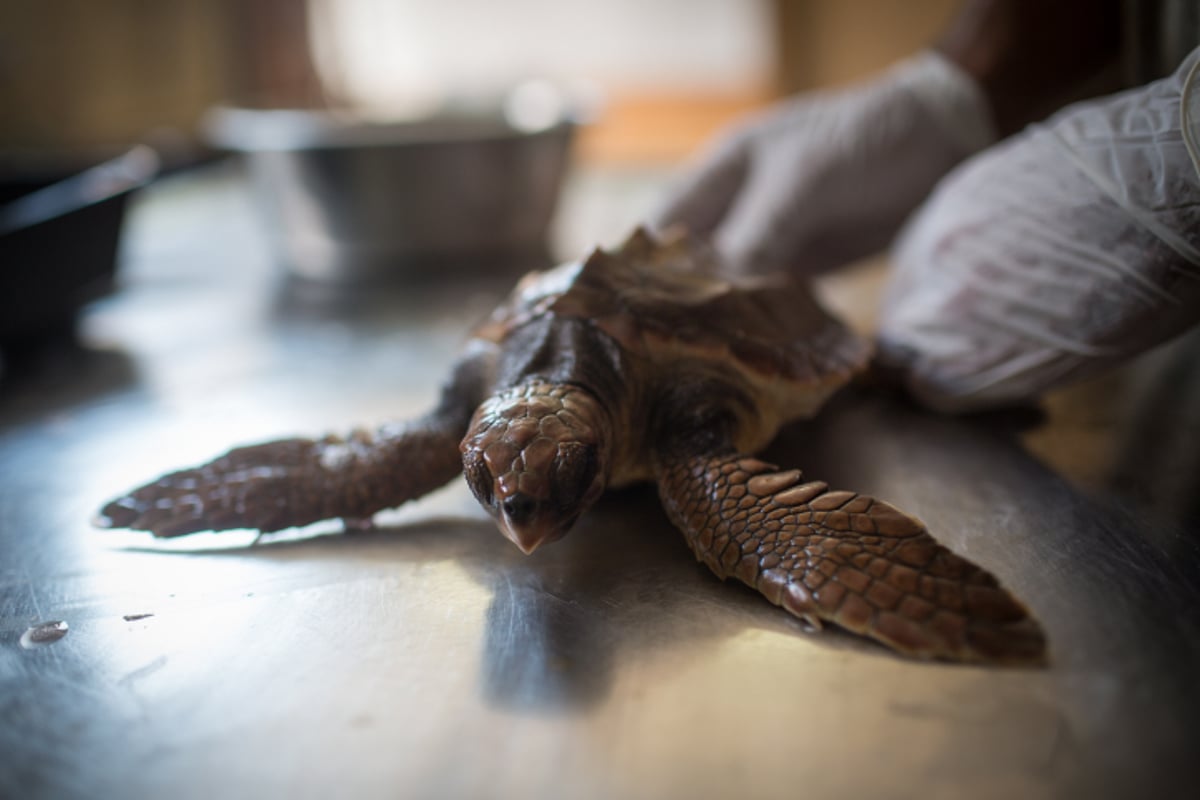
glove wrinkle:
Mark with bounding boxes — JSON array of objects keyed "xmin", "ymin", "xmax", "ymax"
[
  {"xmin": 1183, "ymin": 55, "xmax": 1200, "ymax": 178},
  {"xmin": 881, "ymin": 47, "xmax": 1200, "ymax": 411}
]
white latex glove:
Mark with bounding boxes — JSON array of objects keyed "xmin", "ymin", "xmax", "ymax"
[
  {"xmin": 878, "ymin": 47, "xmax": 1200, "ymax": 412},
  {"xmin": 653, "ymin": 51, "xmax": 996, "ymax": 276}
]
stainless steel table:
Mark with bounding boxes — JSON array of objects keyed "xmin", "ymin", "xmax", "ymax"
[{"xmin": 2, "ymin": 164, "xmax": 1197, "ymax": 800}]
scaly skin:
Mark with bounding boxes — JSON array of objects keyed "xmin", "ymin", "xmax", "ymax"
[
  {"xmin": 656, "ymin": 451, "xmax": 1046, "ymax": 664},
  {"xmin": 460, "ymin": 380, "xmax": 611, "ymax": 553},
  {"xmin": 97, "ymin": 422, "xmax": 466, "ymax": 537},
  {"xmin": 97, "ymin": 350, "xmax": 491, "ymax": 537}
]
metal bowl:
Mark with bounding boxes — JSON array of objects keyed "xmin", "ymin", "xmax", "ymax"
[{"xmin": 206, "ymin": 106, "xmax": 575, "ymax": 283}]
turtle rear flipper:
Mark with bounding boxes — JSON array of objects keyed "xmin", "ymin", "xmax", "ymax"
[
  {"xmin": 97, "ymin": 350, "xmax": 492, "ymax": 538},
  {"xmin": 655, "ymin": 452, "xmax": 1046, "ymax": 664}
]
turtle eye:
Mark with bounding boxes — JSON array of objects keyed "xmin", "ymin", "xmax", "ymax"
[
  {"xmin": 463, "ymin": 452, "xmax": 495, "ymax": 507},
  {"xmin": 550, "ymin": 443, "xmax": 599, "ymax": 509},
  {"xmin": 501, "ymin": 493, "xmax": 537, "ymax": 524}
]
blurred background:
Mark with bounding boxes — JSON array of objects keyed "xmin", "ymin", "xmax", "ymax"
[
  {"xmin": 1, "ymin": 0, "xmax": 958, "ymax": 162},
  {"xmin": 0, "ymin": 0, "xmax": 960, "ymax": 344}
]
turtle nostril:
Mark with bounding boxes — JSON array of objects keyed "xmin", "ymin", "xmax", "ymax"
[{"xmin": 502, "ymin": 493, "xmax": 537, "ymax": 524}]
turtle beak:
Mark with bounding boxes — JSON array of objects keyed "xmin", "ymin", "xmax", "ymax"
[{"xmin": 495, "ymin": 493, "xmax": 572, "ymax": 555}]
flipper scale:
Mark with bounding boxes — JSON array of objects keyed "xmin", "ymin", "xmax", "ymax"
[
  {"xmin": 98, "ymin": 422, "xmax": 464, "ymax": 537},
  {"xmin": 656, "ymin": 452, "xmax": 1046, "ymax": 664},
  {"xmin": 97, "ymin": 349, "xmax": 492, "ymax": 537}
]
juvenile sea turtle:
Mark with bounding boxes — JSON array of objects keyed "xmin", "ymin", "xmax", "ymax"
[{"xmin": 99, "ymin": 228, "xmax": 1045, "ymax": 664}]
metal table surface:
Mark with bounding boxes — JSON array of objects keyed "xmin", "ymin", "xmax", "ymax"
[{"xmin": 1, "ymin": 165, "xmax": 1198, "ymax": 800}]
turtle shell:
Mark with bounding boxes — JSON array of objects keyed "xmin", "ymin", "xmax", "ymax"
[{"xmin": 474, "ymin": 227, "xmax": 871, "ymax": 429}]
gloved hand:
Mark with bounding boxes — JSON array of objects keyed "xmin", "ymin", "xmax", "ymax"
[
  {"xmin": 878, "ymin": 48, "xmax": 1200, "ymax": 412},
  {"xmin": 652, "ymin": 51, "xmax": 996, "ymax": 276}
]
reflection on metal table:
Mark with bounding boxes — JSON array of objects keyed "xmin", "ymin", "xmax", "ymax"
[{"xmin": 1, "ymin": 164, "xmax": 1197, "ymax": 800}]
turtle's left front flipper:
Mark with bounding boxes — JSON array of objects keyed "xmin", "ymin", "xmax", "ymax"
[
  {"xmin": 97, "ymin": 351, "xmax": 491, "ymax": 538},
  {"xmin": 655, "ymin": 452, "xmax": 1047, "ymax": 664}
]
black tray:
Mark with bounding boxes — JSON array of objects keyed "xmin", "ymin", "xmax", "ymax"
[{"xmin": 0, "ymin": 147, "xmax": 157, "ymax": 343}]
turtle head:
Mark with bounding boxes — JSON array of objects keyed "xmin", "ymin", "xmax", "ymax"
[{"xmin": 461, "ymin": 382, "xmax": 611, "ymax": 554}]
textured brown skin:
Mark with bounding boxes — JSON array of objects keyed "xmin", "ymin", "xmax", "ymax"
[
  {"xmin": 98, "ymin": 426, "xmax": 462, "ymax": 537},
  {"xmin": 460, "ymin": 380, "xmax": 609, "ymax": 552},
  {"xmin": 98, "ymin": 229, "xmax": 1047, "ymax": 664},
  {"xmin": 656, "ymin": 452, "xmax": 1045, "ymax": 664},
  {"xmin": 98, "ymin": 353, "xmax": 488, "ymax": 537},
  {"xmin": 462, "ymin": 381, "xmax": 608, "ymax": 508}
]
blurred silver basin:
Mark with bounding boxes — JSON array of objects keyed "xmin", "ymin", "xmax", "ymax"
[{"xmin": 206, "ymin": 105, "xmax": 575, "ymax": 282}]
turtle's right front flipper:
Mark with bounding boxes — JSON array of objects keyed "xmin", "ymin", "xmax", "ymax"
[
  {"xmin": 655, "ymin": 451, "xmax": 1047, "ymax": 665},
  {"xmin": 97, "ymin": 348, "xmax": 492, "ymax": 538},
  {"xmin": 97, "ymin": 424, "xmax": 462, "ymax": 537}
]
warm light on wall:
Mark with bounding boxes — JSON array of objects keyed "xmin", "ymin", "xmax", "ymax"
[{"xmin": 305, "ymin": 0, "xmax": 776, "ymax": 117}]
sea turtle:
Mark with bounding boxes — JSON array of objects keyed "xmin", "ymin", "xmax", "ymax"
[{"xmin": 98, "ymin": 228, "xmax": 1045, "ymax": 664}]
